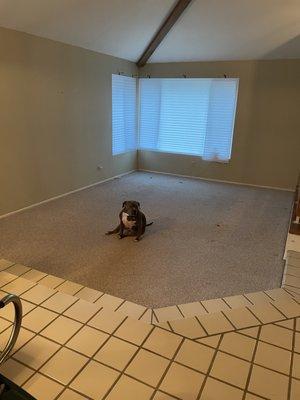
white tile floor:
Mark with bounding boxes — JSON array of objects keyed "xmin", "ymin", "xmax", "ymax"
[{"xmin": 0, "ymin": 251, "xmax": 299, "ymax": 399}]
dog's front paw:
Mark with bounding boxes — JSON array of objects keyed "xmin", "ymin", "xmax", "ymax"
[
  {"xmin": 118, "ymin": 234, "xmax": 124, "ymax": 239},
  {"xmin": 134, "ymin": 237, "xmax": 140, "ymax": 242}
]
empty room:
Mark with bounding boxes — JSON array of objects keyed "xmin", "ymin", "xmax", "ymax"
[{"xmin": 0, "ymin": 1, "xmax": 300, "ymax": 399}]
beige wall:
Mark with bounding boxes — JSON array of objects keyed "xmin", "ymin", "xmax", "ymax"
[
  {"xmin": 0, "ymin": 27, "xmax": 137, "ymax": 215},
  {"xmin": 138, "ymin": 60, "xmax": 300, "ymax": 190},
  {"xmin": 1, "ymin": 29, "xmax": 299, "ymax": 217}
]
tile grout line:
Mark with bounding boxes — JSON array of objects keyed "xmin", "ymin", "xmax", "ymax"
[
  {"xmin": 66, "ymin": 323, "xmax": 158, "ymax": 398},
  {"xmin": 0, "ymin": 282, "xmax": 64, "ymax": 333},
  {"xmin": 176, "ymin": 305, "xmax": 185, "ymax": 318},
  {"xmin": 138, "ymin": 307, "xmax": 150, "ymax": 321},
  {"xmin": 198, "ymin": 301, "xmax": 209, "ymax": 314},
  {"xmin": 22, "ymin": 305, "xmax": 123, "ymax": 396},
  {"xmin": 0, "ymin": 271, "xmax": 29, "ymax": 290},
  {"xmin": 237, "ymin": 329, "xmax": 299, "ymax": 354},
  {"xmin": 18, "ymin": 295, "xmax": 95, "ymax": 388},
  {"xmin": 196, "ymin": 333, "xmax": 224, "ymax": 400},
  {"xmin": 291, "ymin": 297, "xmax": 300, "ymax": 305},
  {"xmin": 152, "ymin": 309, "xmax": 159, "ymax": 324},
  {"xmin": 166, "ymin": 321, "xmax": 175, "ymax": 333},
  {"xmin": 113, "ymin": 299, "xmax": 127, "ymax": 312},
  {"xmin": 241, "ymin": 325, "xmax": 262, "ymax": 400},
  {"xmin": 150, "ymin": 309, "xmax": 154, "ymax": 324},
  {"xmin": 221, "ymin": 298, "xmax": 233, "ymax": 309},
  {"xmin": 52, "ymin": 315, "xmax": 131, "ymax": 400},
  {"xmin": 149, "ymin": 336, "xmax": 186, "ymax": 400},
  {"xmin": 245, "ymin": 306, "xmax": 264, "ymax": 325},
  {"xmin": 281, "ymin": 286, "xmax": 298, "ymax": 296},
  {"xmin": 285, "ymin": 272, "xmax": 300, "ymax": 278},
  {"xmin": 22, "ymin": 292, "xmax": 118, "ymax": 344},
  {"xmin": 22, "ymin": 312, "xmax": 164, "ymax": 400},
  {"xmin": 13, "ymin": 345, "xmax": 298, "ymax": 400},
  {"xmin": 20, "ymin": 318, "xmax": 300, "ymax": 379},
  {"xmin": 287, "ymin": 318, "xmax": 297, "ymax": 400},
  {"xmin": 220, "ymin": 310, "xmax": 237, "ymax": 330},
  {"xmin": 21, "ymin": 269, "xmax": 49, "ymax": 284},
  {"xmin": 220, "ymin": 298, "xmax": 232, "ymax": 310},
  {"xmin": 283, "ymin": 287, "xmax": 299, "ymax": 298},
  {"xmin": 7, "ymin": 312, "xmax": 300, "ymax": 381},
  {"xmin": 269, "ymin": 301, "xmax": 290, "ymax": 319},
  {"xmin": 242, "ymin": 294, "xmax": 255, "ymax": 306},
  {"xmin": 273, "ymin": 321, "xmax": 298, "ymax": 333},
  {"xmin": 101, "ymin": 324, "xmax": 156, "ymax": 400},
  {"xmin": 195, "ymin": 316, "xmax": 209, "ymax": 336},
  {"xmin": 199, "ymin": 301, "xmax": 209, "ymax": 313},
  {"xmin": 284, "ymin": 283, "xmax": 300, "ymax": 291},
  {"xmin": 92, "ymin": 291, "xmax": 105, "ymax": 303},
  {"xmin": 262, "ymin": 290, "xmax": 277, "ymax": 301}
]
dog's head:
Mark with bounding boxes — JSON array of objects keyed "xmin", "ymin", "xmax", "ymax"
[{"xmin": 122, "ymin": 200, "xmax": 140, "ymax": 219}]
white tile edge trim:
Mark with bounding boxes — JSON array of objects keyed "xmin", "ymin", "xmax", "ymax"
[
  {"xmin": 284, "ymin": 233, "xmax": 300, "ymax": 259},
  {"xmin": 0, "ymin": 170, "xmax": 136, "ymax": 220}
]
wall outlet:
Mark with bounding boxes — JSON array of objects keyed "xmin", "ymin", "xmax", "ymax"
[{"xmin": 97, "ymin": 165, "xmax": 103, "ymax": 170}]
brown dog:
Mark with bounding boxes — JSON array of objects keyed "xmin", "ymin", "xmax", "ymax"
[{"xmin": 106, "ymin": 200, "xmax": 153, "ymax": 241}]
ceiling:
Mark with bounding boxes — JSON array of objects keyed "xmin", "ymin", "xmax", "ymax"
[{"xmin": 0, "ymin": 0, "xmax": 299, "ymax": 63}]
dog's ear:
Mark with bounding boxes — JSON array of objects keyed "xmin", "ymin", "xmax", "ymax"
[
  {"xmin": 137, "ymin": 202, "xmax": 140, "ymax": 208},
  {"xmin": 122, "ymin": 201, "xmax": 127, "ymax": 208}
]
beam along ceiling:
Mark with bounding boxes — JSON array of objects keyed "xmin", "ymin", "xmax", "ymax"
[{"xmin": 0, "ymin": 0, "xmax": 299, "ymax": 63}]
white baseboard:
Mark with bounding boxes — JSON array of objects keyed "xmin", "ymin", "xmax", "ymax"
[
  {"xmin": 0, "ymin": 170, "xmax": 136, "ymax": 220},
  {"xmin": 138, "ymin": 169, "xmax": 293, "ymax": 192},
  {"xmin": 0, "ymin": 168, "xmax": 292, "ymax": 220}
]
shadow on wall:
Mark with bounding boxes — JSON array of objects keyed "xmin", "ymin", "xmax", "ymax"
[{"xmin": 264, "ymin": 34, "xmax": 300, "ymax": 59}]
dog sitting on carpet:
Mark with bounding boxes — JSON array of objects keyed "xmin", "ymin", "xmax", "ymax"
[{"xmin": 105, "ymin": 200, "xmax": 153, "ymax": 241}]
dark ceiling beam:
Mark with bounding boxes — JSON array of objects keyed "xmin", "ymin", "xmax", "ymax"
[{"xmin": 136, "ymin": 0, "xmax": 193, "ymax": 68}]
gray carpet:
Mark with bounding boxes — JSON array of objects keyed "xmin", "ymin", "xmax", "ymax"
[{"xmin": 0, "ymin": 172, "xmax": 293, "ymax": 307}]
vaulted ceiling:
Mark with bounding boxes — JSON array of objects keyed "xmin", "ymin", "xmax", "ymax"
[{"xmin": 0, "ymin": 0, "xmax": 299, "ymax": 63}]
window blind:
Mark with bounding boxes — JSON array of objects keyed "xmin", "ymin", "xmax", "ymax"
[
  {"xmin": 112, "ymin": 74, "xmax": 137, "ymax": 155},
  {"xmin": 139, "ymin": 78, "xmax": 239, "ymax": 162}
]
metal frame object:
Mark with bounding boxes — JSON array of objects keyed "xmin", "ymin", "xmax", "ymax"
[{"xmin": 0, "ymin": 294, "xmax": 22, "ymax": 364}]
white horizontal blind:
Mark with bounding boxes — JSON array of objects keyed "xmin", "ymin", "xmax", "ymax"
[
  {"xmin": 139, "ymin": 78, "xmax": 239, "ymax": 162},
  {"xmin": 203, "ymin": 79, "xmax": 238, "ymax": 162},
  {"xmin": 112, "ymin": 74, "xmax": 137, "ymax": 155}
]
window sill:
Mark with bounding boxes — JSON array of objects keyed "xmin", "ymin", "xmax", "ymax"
[{"xmin": 138, "ymin": 149, "xmax": 230, "ymax": 164}]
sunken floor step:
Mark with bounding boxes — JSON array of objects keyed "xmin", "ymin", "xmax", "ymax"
[
  {"xmin": 0, "ymin": 264, "xmax": 292, "ymax": 327},
  {"xmin": 152, "ymin": 288, "xmax": 296, "ymax": 323},
  {"xmin": 1, "ymin": 256, "xmax": 300, "ymax": 332},
  {"xmin": 153, "ymin": 298, "xmax": 300, "ymax": 339}
]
